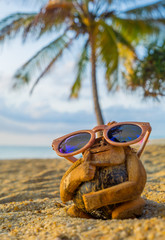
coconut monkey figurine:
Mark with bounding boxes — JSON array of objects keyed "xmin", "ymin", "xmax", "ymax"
[{"xmin": 52, "ymin": 121, "xmax": 151, "ymax": 219}]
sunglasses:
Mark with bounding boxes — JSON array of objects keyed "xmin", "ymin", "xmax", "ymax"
[{"xmin": 52, "ymin": 121, "xmax": 151, "ymax": 163}]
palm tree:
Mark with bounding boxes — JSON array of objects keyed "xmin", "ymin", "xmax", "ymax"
[{"xmin": 0, "ymin": 0, "xmax": 165, "ymax": 125}]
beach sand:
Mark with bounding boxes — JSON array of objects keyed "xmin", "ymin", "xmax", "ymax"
[{"xmin": 0, "ymin": 143, "xmax": 165, "ymax": 240}]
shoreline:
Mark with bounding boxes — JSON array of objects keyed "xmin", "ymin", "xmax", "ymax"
[
  {"xmin": 0, "ymin": 143, "xmax": 165, "ymax": 239},
  {"xmin": 0, "ymin": 139, "xmax": 165, "ymax": 161}
]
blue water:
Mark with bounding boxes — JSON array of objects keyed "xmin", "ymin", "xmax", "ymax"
[{"xmin": 0, "ymin": 146, "xmax": 58, "ymax": 160}]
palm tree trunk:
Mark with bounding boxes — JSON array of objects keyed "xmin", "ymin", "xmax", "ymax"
[{"xmin": 90, "ymin": 31, "xmax": 104, "ymax": 125}]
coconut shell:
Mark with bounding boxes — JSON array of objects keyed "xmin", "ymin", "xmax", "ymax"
[{"xmin": 73, "ymin": 163, "xmax": 128, "ymax": 219}]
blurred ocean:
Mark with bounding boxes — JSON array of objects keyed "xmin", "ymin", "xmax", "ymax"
[
  {"xmin": 0, "ymin": 146, "xmax": 58, "ymax": 160},
  {"xmin": 0, "ymin": 139, "xmax": 164, "ymax": 160}
]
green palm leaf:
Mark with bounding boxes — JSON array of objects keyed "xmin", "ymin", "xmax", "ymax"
[
  {"xmin": 126, "ymin": 41, "xmax": 165, "ymax": 99},
  {"xmin": 70, "ymin": 39, "xmax": 89, "ymax": 98},
  {"xmin": 0, "ymin": 13, "xmax": 36, "ymax": 42},
  {"xmin": 113, "ymin": 29, "xmax": 135, "ymax": 53},
  {"xmin": 98, "ymin": 21, "xmax": 119, "ymax": 90},
  {"xmin": 112, "ymin": 16, "xmax": 161, "ymax": 43}
]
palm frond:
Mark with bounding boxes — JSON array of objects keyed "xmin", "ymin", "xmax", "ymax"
[
  {"xmin": 113, "ymin": 29, "xmax": 135, "ymax": 53},
  {"xmin": 13, "ymin": 32, "xmax": 74, "ymax": 93},
  {"xmin": 24, "ymin": 1, "xmax": 75, "ymax": 39},
  {"xmin": 0, "ymin": 13, "xmax": 36, "ymax": 42},
  {"xmin": 123, "ymin": 0, "xmax": 165, "ymax": 19},
  {"xmin": 70, "ymin": 39, "xmax": 89, "ymax": 98},
  {"xmin": 112, "ymin": 16, "xmax": 162, "ymax": 43},
  {"xmin": 46, "ymin": 1, "xmax": 73, "ymax": 10},
  {"xmin": 97, "ymin": 21, "xmax": 119, "ymax": 90},
  {"xmin": 126, "ymin": 41, "xmax": 165, "ymax": 99}
]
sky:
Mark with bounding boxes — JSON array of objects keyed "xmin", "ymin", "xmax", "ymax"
[{"xmin": 0, "ymin": 0, "xmax": 165, "ymax": 147}]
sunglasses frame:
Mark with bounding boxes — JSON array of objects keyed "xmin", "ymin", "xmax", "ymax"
[{"xmin": 52, "ymin": 121, "xmax": 151, "ymax": 162}]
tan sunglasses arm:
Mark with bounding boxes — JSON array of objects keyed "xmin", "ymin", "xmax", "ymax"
[{"xmin": 137, "ymin": 129, "xmax": 151, "ymax": 158}]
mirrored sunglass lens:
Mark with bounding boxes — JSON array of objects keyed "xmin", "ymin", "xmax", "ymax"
[
  {"xmin": 108, "ymin": 124, "xmax": 142, "ymax": 143},
  {"xmin": 59, "ymin": 132, "xmax": 91, "ymax": 154}
]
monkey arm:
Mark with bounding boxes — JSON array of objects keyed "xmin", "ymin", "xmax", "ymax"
[
  {"xmin": 60, "ymin": 155, "xmax": 96, "ymax": 203},
  {"xmin": 60, "ymin": 159, "xmax": 83, "ymax": 203},
  {"xmin": 60, "ymin": 169, "xmax": 83, "ymax": 203},
  {"xmin": 83, "ymin": 151, "xmax": 146, "ymax": 211}
]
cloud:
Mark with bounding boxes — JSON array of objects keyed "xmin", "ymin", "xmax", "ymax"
[
  {"xmin": 1, "ymin": 58, "xmax": 165, "ymax": 146},
  {"xmin": 0, "ymin": 93, "xmax": 164, "ymax": 147}
]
